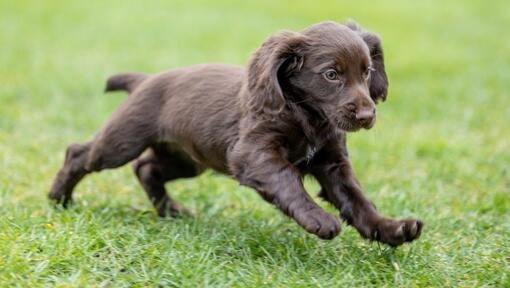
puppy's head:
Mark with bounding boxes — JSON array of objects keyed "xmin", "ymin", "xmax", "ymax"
[{"xmin": 246, "ymin": 21, "xmax": 388, "ymax": 131}]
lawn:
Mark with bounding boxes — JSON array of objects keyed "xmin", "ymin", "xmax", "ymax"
[{"xmin": 1, "ymin": 0, "xmax": 509, "ymax": 287}]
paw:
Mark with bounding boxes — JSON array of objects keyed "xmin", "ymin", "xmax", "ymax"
[
  {"xmin": 373, "ymin": 218, "xmax": 423, "ymax": 247},
  {"xmin": 48, "ymin": 180, "xmax": 73, "ymax": 208},
  {"xmin": 157, "ymin": 201, "xmax": 193, "ymax": 218},
  {"xmin": 297, "ymin": 208, "xmax": 342, "ymax": 240}
]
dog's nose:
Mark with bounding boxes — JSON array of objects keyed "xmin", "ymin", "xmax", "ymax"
[{"xmin": 355, "ymin": 107, "xmax": 375, "ymax": 121}]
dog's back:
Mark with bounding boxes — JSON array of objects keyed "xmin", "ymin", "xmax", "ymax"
[{"xmin": 105, "ymin": 64, "xmax": 245, "ymax": 172}]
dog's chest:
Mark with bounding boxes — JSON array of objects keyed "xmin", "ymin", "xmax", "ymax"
[
  {"xmin": 290, "ymin": 141, "xmax": 322, "ymax": 166},
  {"xmin": 284, "ymin": 120, "xmax": 333, "ymax": 167}
]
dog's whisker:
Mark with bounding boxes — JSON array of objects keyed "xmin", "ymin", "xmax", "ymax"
[{"xmin": 291, "ymin": 97, "xmax": 316, "ymax": 105}]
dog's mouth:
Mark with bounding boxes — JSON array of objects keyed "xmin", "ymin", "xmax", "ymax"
[{"xmin": 334, "ymin": 113, "xmax": 376, "ymax": 132}]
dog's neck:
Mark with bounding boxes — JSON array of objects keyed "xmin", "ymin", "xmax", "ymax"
[
  {"xmin": 285, "ymin": 99, "xmax": 334, "ymax": 156},
  {"xmin": 282, "ymin": 81, "xmax": 333, "ymax": 136}
]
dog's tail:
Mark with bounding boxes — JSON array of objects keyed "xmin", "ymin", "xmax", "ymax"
[{"xmin": 105, "ymin": 72, "xmax": 148, "ymax": 93}]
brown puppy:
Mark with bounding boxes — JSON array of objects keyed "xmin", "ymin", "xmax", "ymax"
[{"xmin": 50, "ymin": 21, "xmax": 423, "ymax": 246}]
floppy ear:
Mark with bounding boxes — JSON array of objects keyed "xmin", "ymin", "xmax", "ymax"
[
  {"xmin": 245, "ymin": 31, "xmax": 307, "ymax": 115},
  {"xmin": 346, "ymin": 22, "xmax": 389, "ymax": 103}
]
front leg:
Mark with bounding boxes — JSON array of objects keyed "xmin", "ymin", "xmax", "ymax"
[
  {"xmin": 229, "ymin": 141, "xmax": 341, "ymax": 240},
  {"xmin": 311, "ymin": 141, "xmax": 423, "ymax": 246}
]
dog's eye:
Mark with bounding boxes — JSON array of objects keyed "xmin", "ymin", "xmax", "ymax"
[
  {"xmin": 363, "ymin": 67, "xmax": 375, "ymax": 80},
  {"xmin": 324, "ymin": 69, "xmax": 339, "ymax": 81}
]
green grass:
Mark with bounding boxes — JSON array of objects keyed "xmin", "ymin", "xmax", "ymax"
[{"xmin": 1, "ymin": 0, "xmax": 509, "ymax": 286}]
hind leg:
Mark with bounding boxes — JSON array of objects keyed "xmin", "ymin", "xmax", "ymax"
[
  {"xmin": 49, "ymin": 142, "xmax": 92, "ymax": 206},
  {"xmin": 49, "ymin": 105, "xmax": 157, "ymax": 206},
  {"xmin": 133, "ymin": 144, "xmax": 204, "ymax": 217}
]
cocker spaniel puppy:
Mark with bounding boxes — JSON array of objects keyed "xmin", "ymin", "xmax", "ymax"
[{"xmin": 50, "ymin": 21, "xmax": 423, "ymax": 246}]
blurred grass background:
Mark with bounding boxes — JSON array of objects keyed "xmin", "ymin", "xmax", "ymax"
[{"xmin": 0, "ymin": 0, "xmax": 509, "ymax": 286}]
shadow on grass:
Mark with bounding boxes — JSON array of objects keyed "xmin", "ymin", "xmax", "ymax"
[{"xmin": 50, "ymin": 200, "xmax": 421, "ymax": 273}]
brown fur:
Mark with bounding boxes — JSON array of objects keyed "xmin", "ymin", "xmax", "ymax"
[{"xmin": 49, "ymin": 21, "xmax": 422, "ymax": 246}]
